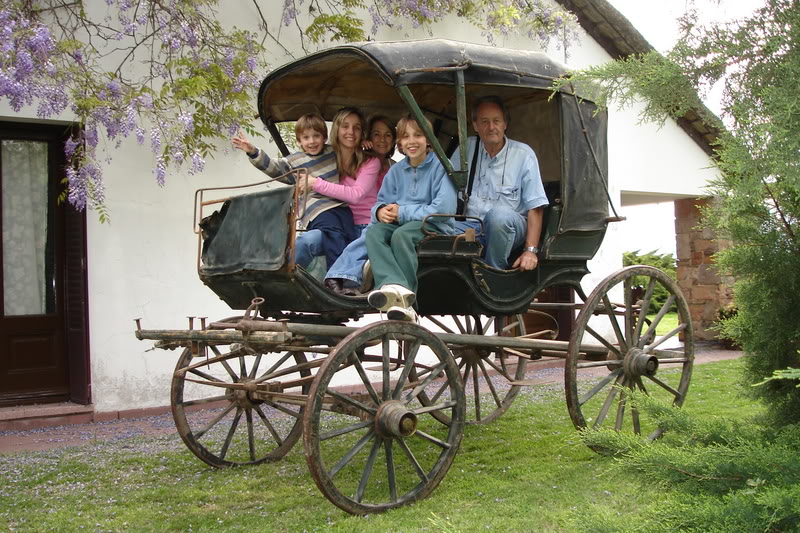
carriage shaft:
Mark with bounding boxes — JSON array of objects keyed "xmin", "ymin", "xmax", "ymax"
[{"xmin": 136, "ymin": 322, "xmax": 609, "ymax": 356}]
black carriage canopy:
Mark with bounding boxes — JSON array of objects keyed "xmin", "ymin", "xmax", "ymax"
[
  {"xmin": 258, "ymin": 39, "xmax": 610, "ymax": 234},
  {"xmin": 201, "ymin": 39, "xmax": 610, "ymax": 275}
]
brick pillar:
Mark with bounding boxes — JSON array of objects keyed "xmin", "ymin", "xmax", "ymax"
[{"xmin": 674, "ymin": 198, "xmax": 734, "ymax": 341}]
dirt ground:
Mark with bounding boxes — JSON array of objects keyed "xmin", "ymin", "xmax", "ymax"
[{"xmin": 0, "ymin": 342, "xmax": 742, "ymax": 454}]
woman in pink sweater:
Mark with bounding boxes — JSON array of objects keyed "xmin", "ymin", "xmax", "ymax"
[
  {"xmin": 296, "ymin": 107, "xmax": 380, "ymax": 266},
  {"xmin": 323, "ymin": 115, "xmax": 397, "ymax": 295}
]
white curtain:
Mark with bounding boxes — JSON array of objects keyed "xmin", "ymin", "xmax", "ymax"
[{"xmin": 2, "ymin": 140, "xmax": 49, "ymax": 316}]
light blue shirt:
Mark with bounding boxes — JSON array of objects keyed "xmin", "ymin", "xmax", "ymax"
[{"xmin": 450, "ymin": 136, "xmax": 548, "ymax": 219}]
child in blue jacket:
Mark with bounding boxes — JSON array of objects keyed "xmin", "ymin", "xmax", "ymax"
[{"xmin": 365, "ymin": 114, "xmax": 457, "ymax": 321}]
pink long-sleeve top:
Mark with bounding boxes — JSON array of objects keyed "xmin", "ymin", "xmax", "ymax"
[{"xmin": 312, "ymin": 157, "xmax": 381, "ymax": 225}]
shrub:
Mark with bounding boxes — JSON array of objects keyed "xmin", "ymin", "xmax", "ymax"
[{"xmin": 623, "ymin": 249, "xmax": 677, "ymax": 313}]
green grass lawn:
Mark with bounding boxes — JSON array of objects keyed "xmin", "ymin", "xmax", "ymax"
[
  {"xmin": 0, "ymin": 358, "xmax": 758, "ymax": 532},
  {"xmin": 648, "ymin": 311, "xmax": 679, "ymax": 336}
]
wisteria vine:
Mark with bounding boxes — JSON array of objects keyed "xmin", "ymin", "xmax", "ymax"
[
  {"xmin": 2, "ymin": 0, "xmax": 264, "ymax": 214},
  {"xmin": 2, "ymin": 0, "xmax": 577, "ymax": 215}
]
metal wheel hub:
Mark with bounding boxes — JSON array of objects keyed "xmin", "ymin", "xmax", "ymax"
[
  {"xmin": 374, "ymin": 400, "xmax": 418, "ymax": 438},
  {"xmin": 623, "ymin": 348, "xmax": 659, "ymax": 377},
  {"xmin": 233, "ymin": 379, "xmax": 262, "ymax": 409},
  {"xmin": 453, "ymin": 346, "xmax": 490, "ymax": 365}
]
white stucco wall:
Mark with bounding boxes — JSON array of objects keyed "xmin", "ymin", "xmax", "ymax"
[{"xmin": 2, "ymin": 5, "xmax": 718, "ymax": 411}]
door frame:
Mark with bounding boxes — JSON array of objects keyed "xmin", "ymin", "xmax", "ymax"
[{"xmin": 0, "ymin": 121, "xmax": 90, "ymax": 406}]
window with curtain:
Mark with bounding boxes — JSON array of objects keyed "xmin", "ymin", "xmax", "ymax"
[{"xmin": 2, "ymin": 140, "xmax": 55, "ymax": 316}]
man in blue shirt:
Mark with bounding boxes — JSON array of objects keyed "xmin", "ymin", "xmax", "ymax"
[{"xmin": 450, "ymin": 95, "xmax": 549, "ymax": 270}]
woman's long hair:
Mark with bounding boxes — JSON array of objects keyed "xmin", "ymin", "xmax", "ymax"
[
  {"xmin": 366, "ymin": 114, "xmax": 396, "ymax": 173},
  {"xmin": 330, "ymin": 107, "xmax": 367, "ymax": 178}
]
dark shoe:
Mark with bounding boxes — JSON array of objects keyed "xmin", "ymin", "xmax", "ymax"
[{"xmin": 324, "ymin": 278, "xmax": 345, "ymax": 295}]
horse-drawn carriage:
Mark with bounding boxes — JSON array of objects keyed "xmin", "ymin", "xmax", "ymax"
[{"xmin": 135, "ymin": 39, "xmax": 694, "ymax": 515}]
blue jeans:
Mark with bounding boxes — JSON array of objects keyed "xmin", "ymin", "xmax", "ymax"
[
  {"xmin": 455, "ymin": 206, "xmax": 526, "ymax": 269},
  {"xmin": 295, "ymin": 229, "xmax": 322, "ymax": 268},
  {"xmin": 325, "ymin": 224, "xmax": 368, "ymax": 287}
]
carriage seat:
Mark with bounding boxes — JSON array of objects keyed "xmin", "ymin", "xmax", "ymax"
[{"xmin": 416, "ymin": 226, "xmax": 483, "ymax": 259}]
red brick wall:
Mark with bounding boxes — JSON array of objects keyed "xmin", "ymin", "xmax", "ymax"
[{"xmin": 674, "ymin": 198, "xmax": 734, "ymax": 341}]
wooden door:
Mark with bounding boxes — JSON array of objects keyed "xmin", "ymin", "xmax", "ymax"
[{"xmin": 0, "ymin": 123, "xmax": 89, "ymax": 407}]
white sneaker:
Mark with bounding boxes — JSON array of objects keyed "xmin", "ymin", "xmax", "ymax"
[
  {"xmin": 367, "ymin": 284, "xmax": 416, "ymax": 311},
  {"xmin": 387, "ymin": 305, "xmax": 418, "ymax": 322},
  {"xmin": 360, "ymin": 260, "xmax": 373, "ymax": 292}
]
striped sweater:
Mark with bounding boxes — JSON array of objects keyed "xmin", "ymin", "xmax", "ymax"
[{"xmin": 248, "ymin": 145, "xmax": 340, "ymax": 229}]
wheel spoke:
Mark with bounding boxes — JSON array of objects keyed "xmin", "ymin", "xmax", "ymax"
[
  {"xmin": 579, "ymin": 368, "xmax": 623, "ymax": 406},
  {"xmin": 633, "ymin": 278, "xmax": 657, "ymax": 344},
  {"xmin": 472, "ymin": 363, "xmax": 482, "ymax": 422},
  {"xmin": 239, "ymin": 354, "xmax": 247, "ymax": 378},
  {"xmin": 593, "ymin": 373, "xmax": 624, "ymax": 428},
  {"xmin": 602, "ymin": 295, "xmax": 628, "ymax": 350},
  {"xmin": 624, "ymin": 278, "xmax": 634, "ymax": 345},
  {"xmin": 462, "ymin": 362, "xmax": 472, "ymax": 391},
  {"xmin": 255, "ymin": 351, "xmax": 294, "ymax": 383},
  {"xmin": 614, "ymin": 378, "xmax": 628, "ymax": 431},
  {"xmin": 413, "ymin": 401, "xmax": 458, "ymax": 415},
  {"xmin": 320, "ymin": 420, "xmax": 372, "ymax": 441},
  {"xmin": 385, "ymin": 439, "xmax": 397, "ymax": 503},
  {"xmin": 253, "ymin": 405, "xmax": 284, "ymax": 445},
  {"xmin": 638, "ymin": 295, "xmax": 675, "ymax": 348},
  {"xmin": 329, "ymin": 430, "xmax": 376, "ymax": 479},
  {"xmin": 643, "ymin": 324, "xmax": 687, "ymax": 353},
  {"xmin": 188, "ymin": 367, "xmax": 224, "ymax": 384},
  {"xmin": 245, "ymin": 409, "xmax": 256, "ymax": 461},
  {"xmin": 261, "ymin": 398, "xmax": 301, "ymax": 418},
  {"xmin": 355, "ymin": 437, "xmax": 382, "ymax": 503},
  {"xmin": 427, "ymin": 380, "xmax": 450, "ymax": 404},
  {"xmin": 483, "ymin": 355, "xmax": 513, "ymax": 381},
  {"xmin": 478, "ymin": 360, "xmax": 503, "ymax": 408},
  {"xmin": 392, "ymin": 339, "xmax": 422, "ymax": 399},
  {"xmin": 194, "ymin": 402, "xmax": 236, "ymax": 439},
  {"xmin": 425, "ymin": 315, "xmax": 456, "ymax": 334},
  {"xmin": 382, "ymin": 335, "xmax": 391, "ymax": 401},
  {"xmin": 349, "ymin": 352, "xmax": 382, "ymax": 406},
  {"xmin": 645, "ymin": 374, "xmax": 683, "ymax": 400},
  {"xmin": 248, "ymin": 353, "xmax": 263, "ymax": 380},
  {"xmin": 327, "ymin": 388, "xmax": 377, "ymax": 415},
  {"xmin": 584, "ymin": 325, "xmax": 624, "ymax": 358},
  {"xmin": 208, "ymin": 345, "xmax": 240, "ymax": 381},
  {"xmin": 577, "ymin": 359, "xmax": 622, "ymax": 369},
  {"xmin": 404, "ymin": 362, "xmax": 447, "ymax": 403},
  {"xmin": 179, "ymin": 394, "xmax": 228, "ymax": 407},
  {"xmin": 631, "ymin": 403, "xmax": 641, "ymax": 435},
  {"xmin": 415, "ymin": 429, "xmax": 451, "ymax": 449},
  {"xmin": 453, "ymin": 315, "xmax": 467, "ymax": 334},
  {"xmin": 397, "ymin": 438, "xmax": 429, "ymax": 482},
  {"xmin": 219, "ymin": 408, "xmax": 243, "ymax": 460}
]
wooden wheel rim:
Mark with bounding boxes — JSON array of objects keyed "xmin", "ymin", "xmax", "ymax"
[
  {"xmin": 303, "ymin": 321, "xmax": 465, "ymax": 515},
  {"xmin": 565, "ymin": 266, "xmax": 694, "ymax": 445},
  {"xmin": 170, "ymin": 318, "xmax": 310, "ymax": 467}
]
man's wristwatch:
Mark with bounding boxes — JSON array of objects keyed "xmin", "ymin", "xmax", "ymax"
[{"xmin": 524, "ymin": 246, "xmax": 539, "ymax": 254}]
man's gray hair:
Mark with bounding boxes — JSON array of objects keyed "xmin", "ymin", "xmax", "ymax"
[{"xmin": 471, "ymin": 95, "xmax": 510, "ymax": 124}]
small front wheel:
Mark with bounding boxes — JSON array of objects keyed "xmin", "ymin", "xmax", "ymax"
[{"xmin": 303, "ymin": 321, "xmax": 465, "ymax": 515}]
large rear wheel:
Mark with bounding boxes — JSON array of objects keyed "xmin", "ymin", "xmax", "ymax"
[
  {"xmin": 565, "ymin": 266, "xmax": 694, "ymax": 448},
  {"xmin": 303, "ymin": 321, "xmax": 465, "ymax": 515}
]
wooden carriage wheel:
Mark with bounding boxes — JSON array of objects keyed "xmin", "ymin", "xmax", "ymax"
[
  {"xmin": 303, "ymin": 321, "xmax": 465, "ymax": 515},
  {"xmin": 415, "ymin": 314, "xmax": 529, "ymax": 425},
  {"xmin": 565, "ymin": 266, "xmax": 694, "ymax": 448},
  {"xmin": 171, "ymin": 317, "xmax": 311, "ymax": 467}
]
